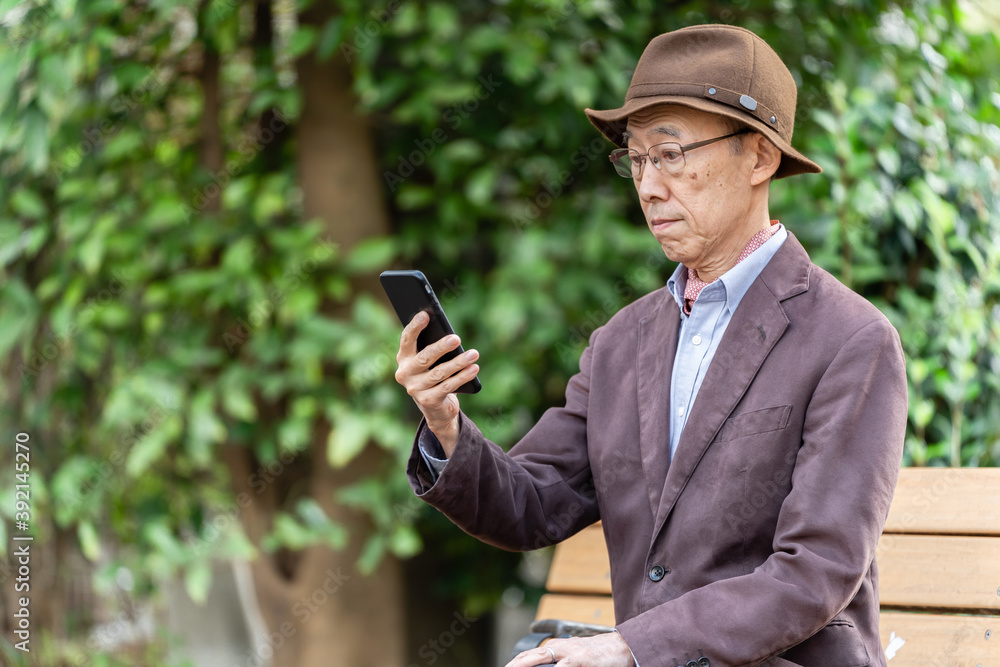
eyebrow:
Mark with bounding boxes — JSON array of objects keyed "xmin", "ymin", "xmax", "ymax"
[{"xmin": 622, "ymin": 125, "xmax": 681, "ymax": 145}]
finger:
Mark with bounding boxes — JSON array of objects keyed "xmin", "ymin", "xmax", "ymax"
[
  {"xmin": 413, "ymin": 333, "xmax": 461, "ymax": 370},
  {"xmin": 438, "ymin": 363, "xmax": 479, "ymax": 395},
  {"xmin": 413, "ymin": 350, "xmax": 479, "ymax": 392},
  {"xmin": 504, "ymin": 646, "xmax": 554, "ymax": 667},
  {"xmin": 415, "ymin": 364, "xmax": 480, "ymax": 405},
  {"xmin": 399, "ymin": 310, "xmax": 429, "ymax": 357}
]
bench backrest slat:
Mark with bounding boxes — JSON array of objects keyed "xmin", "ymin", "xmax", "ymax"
[
  {"xmin": 536, "ymin": 593, "xmax": 616, "ymax": 627},
  {"xmin": 545, "ymin": 524, "xmax": 611, "ymax": 595},
  {"xmin": 883, "ymin": 467, "xmax": 1000, "ymax": 536},
  {"xmin": 878, "ymin": 533, "xmax": 1000, "ymax": 612}
]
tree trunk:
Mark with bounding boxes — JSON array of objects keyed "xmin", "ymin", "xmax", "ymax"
[
  {"xmin": 218, "ymin": 5, "xmax": 404, "ymax": 667},
  {"xmin": 226, "ymin": 444, "xmax": 404, "ymax": 667},
  {"xmin": 285, "ymin": 7, "xmax": 403, "ymax": 662}
]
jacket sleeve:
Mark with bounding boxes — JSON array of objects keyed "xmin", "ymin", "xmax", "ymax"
[
  {"xmin": 616, "ymin": 319, "xmax": 907, "ymax": 667},
  {"xmin": 405, "ymin": 329, "xmax": 602, "ymax": 552}
]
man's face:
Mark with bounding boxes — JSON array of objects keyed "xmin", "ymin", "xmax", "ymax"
[{"xmin": 624, "ymin": 104, "xmax": 761, "ymax": 277}]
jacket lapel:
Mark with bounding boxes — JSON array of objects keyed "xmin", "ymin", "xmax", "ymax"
[
  {"xmin": 650, "ymin": 233, "xmax": 810, "ymax": 536},
  {"xmin": 636, "ymin": 290, "xmax": 681, "ymax": 519}
]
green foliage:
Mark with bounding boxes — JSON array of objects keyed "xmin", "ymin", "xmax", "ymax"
[
  {"xmin": 0, "ymin": 628, "xmax": 194, "ymax": 667},
  {"xmin": 0, "ymin": 0, "xmax": 997, "ymax": 657},
  {"xmin": 779, "ymin": 2, "xmax": 1000, "ymax": 466},
  {"xmin": 0, "ymin": 0, "xmax": 420, "ymax": 646}
]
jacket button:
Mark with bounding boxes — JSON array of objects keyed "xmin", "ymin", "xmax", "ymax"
[
  {"xmin": 649, "ymin": 565, "xmax": 666, "ymax": 581},
  {"xmin": 687, "ymin": 662, "xmax": 699, "ymax": 667},
  {"xmin": 698, "ymin": 659, "xmax": 710, "ymax": 666}
]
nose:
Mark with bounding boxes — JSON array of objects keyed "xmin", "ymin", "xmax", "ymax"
[{"xmin": 635, "ymin": 163, "xmax": 671, "ymax": 203}]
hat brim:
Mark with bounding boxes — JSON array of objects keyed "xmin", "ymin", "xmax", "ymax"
[{"xmin": 585, "ymin": 95, "xmax": 822, "ymax": 180}]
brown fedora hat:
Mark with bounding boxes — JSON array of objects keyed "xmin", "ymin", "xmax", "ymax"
[{"xmin": 585, "ymin": 24, "xmax": 821, "ymax": 179}]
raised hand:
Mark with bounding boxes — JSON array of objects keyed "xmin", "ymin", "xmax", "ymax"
[{"xmin": 393, "ymin": 311, "xmax": 480, "ymax": 456}]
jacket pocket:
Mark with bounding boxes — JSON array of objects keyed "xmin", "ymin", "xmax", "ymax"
[
  {"xmin": 713, "ymin": 405, "xmax": 793, "ymax": 444},
  {"xmin": 778, "ymin": 618, "xmax": 871, "ymax": 667}
]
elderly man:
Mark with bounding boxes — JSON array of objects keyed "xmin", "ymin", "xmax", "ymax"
[{"xmin": 394, "ymin": 24, "xmax": 907, "ymax": 667}]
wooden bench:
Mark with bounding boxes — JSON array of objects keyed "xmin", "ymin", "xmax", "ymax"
[{"xmin": 520, "ymin": 467, "xmax": 1000, "ymax": 666}]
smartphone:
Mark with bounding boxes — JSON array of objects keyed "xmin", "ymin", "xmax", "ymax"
[{"xmin": 379, "ymin": 270, "xmax": 482, "ymax": 394}]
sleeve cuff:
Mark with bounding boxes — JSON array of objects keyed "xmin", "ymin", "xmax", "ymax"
[
  {"xmin": 615, "ymin": 629, "xmax": 638, "ymax": 667},
  {"xmin": 417, "ymin": 429, "xmax": 449, "ymax": 482}
]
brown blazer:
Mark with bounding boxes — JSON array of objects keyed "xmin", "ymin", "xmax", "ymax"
[{"xmin": 407, "ymin": 233, "xmax": 907, "ymax": 667}]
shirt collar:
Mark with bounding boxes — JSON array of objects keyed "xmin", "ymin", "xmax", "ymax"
[{"xmin": 667, "ymin": 224, "xmax": 787, "ymax": 316}]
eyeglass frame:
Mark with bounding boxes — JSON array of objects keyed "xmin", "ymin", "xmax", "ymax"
[{"xmin": 609, "ymin": 129, "xmax": 752, "ymax": 179}]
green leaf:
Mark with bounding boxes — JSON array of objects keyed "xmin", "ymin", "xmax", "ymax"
[
  {"xmin": 0, "ymin": 0, "xmax": 22, "ymax": 22},
  {"xmin": 0, "ymin": 278, "xmax": 37, "ymax": 359},
  {"xmin": 812, "ymin": 109, "xmax": 839, "ymax": 135},
  {"xmin": 343, "ymin": 236, "xmax": 396, "ymax": 273},
  {"xmin": 876, "ymin": 147, "xmax": 900, "ymax": 176},
  {"xmin": 222, "ymin": 386, "xmax": 258, "ymax": 421},
  {"xmin": 288, "ymin": 26, "xmax": 318, "ymax": 59},
  {"xmin": 103, "ymin": 130, "xmax": 145, "ymax": 162},
  {"xmin": 465, "ymin": 165, "xmax": 496, "ymax": 207},
  {"xmin": 188, "ymin": 390, "xmax": 226, "ymax": 467},
  {"xmin": 392, "ymin": 2, "xmax": 421, "ymax": 35},
  {"xmin": 51, "ymin": 457, "xmax": 98, "ymax": 523},
  {"xmin": 184, "ymin": 559, "xmax": 212, "ymax": 605},
  {"xmin": 0, "ymin": 51, "xmax": 20, "ymax": 107},
  {"xmin": 356, "ymin": 534, "xmax": 386, "ymax": 576},
  {"xmin": 316, "ymin": 17, "xmax": 344, "ymax": 61},
  {"xmin": 264, "ymin": 513, "xmax": 314, "ymax": 551},
  {"xmin": 893, "ymin": 190, "xmax": 923, "ymax": 231},
  {"xmin": 145, "ymin": 198, "xmax": 187, "ymax": 229},
  {"xmin": 214, "ymin": 525, "xmax": 257, "ymax": 561},
  {"xmin": 126, "ymin": 415, "xmax": 181, "ymax": 477},
  {"xmin": 277, "ymin": 416, "xmax": 311, "ymax": 452},
  {"xmin": 93, "ymin": 303, "xmax": 131, "ymax": 329},
  {"xmin": 145, "ymin": 522, "xmax": 185, "ymax": 563},
  {"xmin": 23, "ymin": 106, "xmax": 49, "ymax": 173},
  {"xmin": 388, "ymin": 524, "xmax": 422, "ymax": 558},
  {"xmin": 0, "ymin": 106, "xmax": 17, "ymax": 152},
  {"xmin": 912, "ymin": 399, "xmax": 935, "ymax": 429},
  {"xmin": 222, "ymin": 236, "xmax": 256, "ymax": 273},
  {"xmin": 396, "ymin": 184, "xmax": 434, "ymax": 210},
  {"xmin": 38, "ymin": 54, "xmax": 76, "ymax": 117},
  {"xmin": 79, "ymin": 232, "xmax": 106, "ymax": 276},
  {"xmin": 296, "ymin": 498, "xmax": 328, "ymax": 528},
  {"xmin": 427, "ymin": 3, "xmax": 460, "ymax": 39},
  {"xmin": 326, "ymin": 405, "xmax": 370, "ymax": 468},
  {"xmin": 79, "ymin": 520, "xmax": 102, "ymax": 562},
  {"xmin": 11, "ymin": 189, "xmax": 46, "ymax": 218},
  {"xmin": 441, "ymin": 138, "xmax": 484, "ymax": 163}
]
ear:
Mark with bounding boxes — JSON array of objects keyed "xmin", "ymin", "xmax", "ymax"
[{"xmin": 748, "ymin": 133, "xmax": 781, "ymax": 186}]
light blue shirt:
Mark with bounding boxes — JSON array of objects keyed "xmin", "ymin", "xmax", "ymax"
[{"xmin": 665, "ymin": 225, "xmax": 787, "ymax": 458}]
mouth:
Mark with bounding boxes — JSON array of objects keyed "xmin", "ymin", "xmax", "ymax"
[{"xmin": 650, "ymin": 218, "xmax": 680, "ymax": 230}]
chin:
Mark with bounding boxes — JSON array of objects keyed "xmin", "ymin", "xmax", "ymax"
[{"xmin": 658, "ymin": 243, "xmax": 682, "ymax": 264}]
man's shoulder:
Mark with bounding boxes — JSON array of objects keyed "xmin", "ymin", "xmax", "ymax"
[
  {"xmin": 605, "ymin": 284, "xmax": 674, "ymax": 331},
  {"xmin": 798, "ymin": 261, "xmax": 893, "ymax": 330},
  {"xmin": 764, "ymin": 233, "xmax": 895, "ymax": 334}
]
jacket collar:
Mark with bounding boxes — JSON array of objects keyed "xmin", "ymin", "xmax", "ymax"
[{"xmin": 636, "ymin": 231, "xmax": 811, "ymax": 528}]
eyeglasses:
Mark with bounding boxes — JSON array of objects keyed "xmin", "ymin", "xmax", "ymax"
[{"xmin": 609, "ymin": 129, "xmax": 751, "ymax": 179}]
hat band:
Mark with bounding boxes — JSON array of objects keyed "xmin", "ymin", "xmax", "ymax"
[{"xmin": 627, "ymin": 82, "xmax": 782, "ymax": 133}]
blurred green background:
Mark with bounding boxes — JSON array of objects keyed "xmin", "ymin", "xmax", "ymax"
[{"xmin": 0, "ymin": 0, "xmax": 997, "ymax": 665}]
